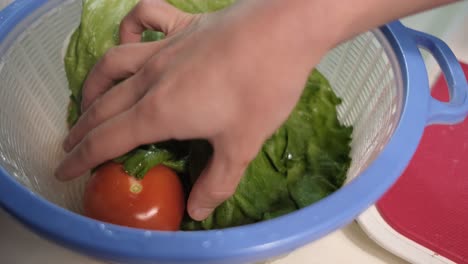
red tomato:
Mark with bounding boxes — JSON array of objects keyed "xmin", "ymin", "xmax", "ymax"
[{"xmin": 83, "ymin": 162, "xmax": 185, "ymax": 231}]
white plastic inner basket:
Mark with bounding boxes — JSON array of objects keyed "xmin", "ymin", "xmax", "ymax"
[{"xmin": 0, "ymin": 0, "xmax": 402, "ymax": 213}]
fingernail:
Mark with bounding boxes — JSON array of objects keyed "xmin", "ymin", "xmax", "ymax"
[{"xmin": 190, "ymin": 208, "xmax": 213, "ymax": 221}]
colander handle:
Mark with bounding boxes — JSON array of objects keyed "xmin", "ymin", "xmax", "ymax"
[{"xmin": 408, "ymin": 29, "xmax": 468, "ymax": 125}]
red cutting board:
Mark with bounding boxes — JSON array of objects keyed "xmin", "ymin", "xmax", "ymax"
[{"xmin": 377, "ymin": 62, "xmax": 468, "ymax": 264}]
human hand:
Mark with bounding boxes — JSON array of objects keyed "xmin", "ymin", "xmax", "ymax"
[{"xmin": 55, "ymin": 0, "xmax": 332, "ymax": 221}]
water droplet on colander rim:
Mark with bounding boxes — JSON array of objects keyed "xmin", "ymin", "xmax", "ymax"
[{"xmin": 202, "ymin": 240, "xmax": 212, "ymax": 248}]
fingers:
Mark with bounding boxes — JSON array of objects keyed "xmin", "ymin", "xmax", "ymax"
[
  {"xmin": 63, "ymin": 72, "xmax": 148, "ymax": 153},
  {"xmin": 56, "ymin": 101, "xmax": 172, "ymax": 181},
  {"xmin": 119, "ymin": 0, "xmax": 192, "ymax": 44},
  {"xmin": 81, "ymin": 41, "xmax": 165, "ymax": 112},
  {"xmin": 186, "ymin": 141, "xmax": 256, "ymax": 221}
]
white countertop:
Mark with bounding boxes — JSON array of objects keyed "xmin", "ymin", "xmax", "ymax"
[
  {"xmin": 0, "ymin": 208, "xmax": 408, "ymax": 264},
  {"xmin": 1, "ymin": 1, "xmax": 467, "ymax": 263}
]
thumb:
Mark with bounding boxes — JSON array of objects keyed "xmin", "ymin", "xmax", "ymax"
[
  {"xmin": 119, "ymin": 0, "xmax": 194, "ymax": 44},
  {"xmin": 187, "ymin": 143, "xmax": 254, "ymax": 221}
]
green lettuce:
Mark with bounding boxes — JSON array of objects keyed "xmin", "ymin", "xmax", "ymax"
[{"xmin": 64, "ymin": 0, "xmax": 353, "ymax": 230}]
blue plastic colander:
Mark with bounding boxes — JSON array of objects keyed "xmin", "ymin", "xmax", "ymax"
[{"xmin": 0, "ymin": 1, "xmax": 467, "ymax": 264}]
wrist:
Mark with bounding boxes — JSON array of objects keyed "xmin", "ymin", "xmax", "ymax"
[
  {"xmin": 237, "ymin": 0, "xmax": 459, "ymax": 59},
  {"xmin": 220, "ymin": 0, "xmax": 344, "ymax": 71},
  {"xmin": 272, "ymin": 0, "xmax": 459, "ymax": 44}
]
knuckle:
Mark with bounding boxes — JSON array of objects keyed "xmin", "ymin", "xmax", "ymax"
[
  {"xmin": 139, "ymin": 0, "xmax": 165, "ymax": 10},
  {"xmin": 118, "ymin": 18, "xmax": 126, "ymax": 30},
  {"xmin": 131, "ymin": 92, "xmax": 171, "ymax": 144},
  {"xmin": 234, "ymin": 155, "xmax": 254, "ymax": 171},
  {"xmin": 141, "ymin": 60, "xmax": 160, "ymax": 79},
  {"xmin": 136, "ymin": 92, "xmax": 163, "ymax": 122},
  {"xmin": 144, "ymin": 52, "xmax": 170, "ymax": 73},
  {"xmin": 65, "ymin": 131, "xmax": 77, "ymax": 149},
  {"xmin": 138, "ymin": 0, "xmax": 154, "ymax": 8},
  {"xmin": 206, "ymin": 189, "xmax": 235, "ymax": 203},
  {"xmin": 135, "ymin": 0, "xmax": 157, "ymax": 18},
  {"xmin": 119, "ymin": 18, "xmax": 132, "ymax": 35},
  {"xmin": 99, "ymin": 47, "xmax": 118, "ymax": 69},
  {"xmin": 79, "ymin": 135, "xmax": 99, "ymax": 164},
  {"xmin": 175, "ymin": 11, "xmax": 197, "ymax": 30},
  {"xmin": 239, "ymin": 146, "xmax": 259, "ymax": 165},
  {"xmin": 222, "ymin": 141, "xmax": 260, "ymax": 170},
  {"xmin": 100, "ymin": 46, "xmax": 141, "ymax": 77},
  {"xmin": 134, "ymin": 0, "xmax": 148, "ymax": 14},
  {"xmin": 86, "ymin": 104, "xmax": 102, "ymax": 124},
  {"xmin": 80, "ymin": 92, "xmax": 93, "ymax": 109},
  {"xmin": 126, "ymin": 59, "xmax": 142, "ymax": 75}
]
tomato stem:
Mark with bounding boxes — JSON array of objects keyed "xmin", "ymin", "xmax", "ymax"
[{"xmin": 130, "ymin": 182, "xmax": 143, "ymax": 194}]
